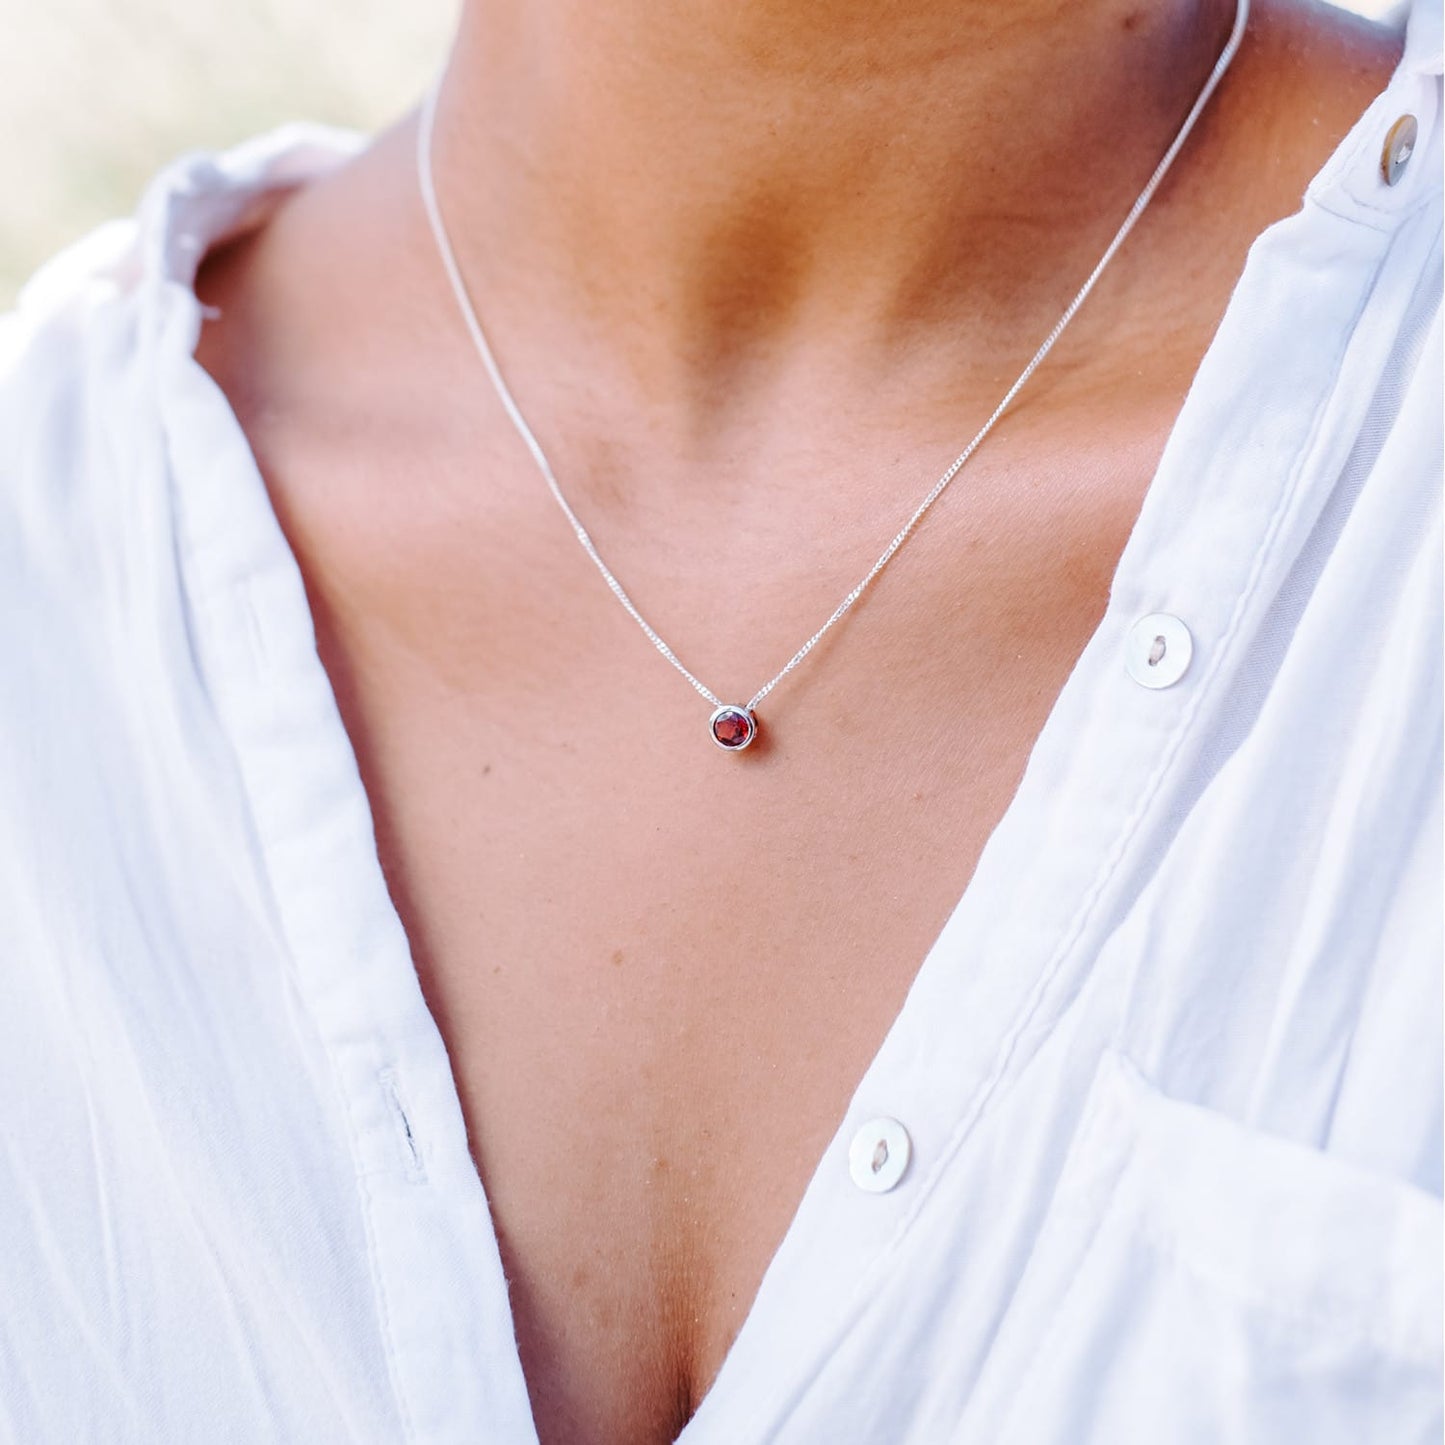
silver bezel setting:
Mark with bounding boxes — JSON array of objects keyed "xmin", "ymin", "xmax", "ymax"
[{"xmin": 709, "ymin": 705, "xmax": 758, "ymax": 752}]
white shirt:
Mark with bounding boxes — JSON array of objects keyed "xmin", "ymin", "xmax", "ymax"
[{"xmin": 1, "ymin": 7, "xmax": 1441, "ymax": 1441}]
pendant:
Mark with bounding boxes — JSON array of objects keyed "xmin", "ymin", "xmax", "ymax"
[{"xmin": 709, "ymin": 704, "xmax": 758, "ymax": 752}]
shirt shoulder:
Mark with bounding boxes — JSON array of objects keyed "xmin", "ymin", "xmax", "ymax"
[
  {"xmin": 0, "ymin": 123, "xmax": 365, "ymax": 604},
  {"xmin": 2, "ymin": 118, "xmax": 366, "ymax": 390}
]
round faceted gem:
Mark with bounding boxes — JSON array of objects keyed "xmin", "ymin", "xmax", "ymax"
[{"xmin": 710, "ymin": 705, "xmax": 757, "ymax": 751}]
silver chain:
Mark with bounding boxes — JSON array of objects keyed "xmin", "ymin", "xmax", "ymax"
[{"xmin": 416, "ymin": 0, "xmax": 1249, "ymax": 717}]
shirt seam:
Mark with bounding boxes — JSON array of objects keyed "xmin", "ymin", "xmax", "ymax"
[
  {"xmin": 152, "ymin": 285, "xmax": 425, "ymax": 1445},
  {"xmin": 760, "ymin": 173, "xmax": 1405, "ymax": 1440},
  {"xmin": 899, "ymin": 188, "xmax": 1398, "ymax": 1257}
]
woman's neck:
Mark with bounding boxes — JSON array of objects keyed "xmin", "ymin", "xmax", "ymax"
[{"xmin": 430, "ymin": 0, "xmax": 1241, "ymax": 386}]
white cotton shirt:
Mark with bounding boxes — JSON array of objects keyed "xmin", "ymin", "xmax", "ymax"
[{"xmin": 2, "ymin": 7, "xmax": 1442, "ymax": 1442}]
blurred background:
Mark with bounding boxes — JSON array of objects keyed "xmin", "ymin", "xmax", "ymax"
[{"xmin": 0, "ymin": 0, "xmax": 1405, "ymax": 307}]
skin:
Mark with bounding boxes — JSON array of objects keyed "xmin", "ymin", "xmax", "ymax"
[{"xmin": 193, "ymin": 2, "xmax": 1399, "ymax": 1440}]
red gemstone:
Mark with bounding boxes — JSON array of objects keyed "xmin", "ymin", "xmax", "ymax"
[{"xmin": 711, "ymin": 706, "xmax": 756, "ymax": 750}]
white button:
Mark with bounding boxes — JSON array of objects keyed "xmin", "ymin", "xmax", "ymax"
[
  {"xmin": 1381, "ymin": 114, "xmax": 1418, "ymax": 187},
  {"xmin": 848, "ymin": 1117, "xmax": 912, "ymax": 1193},
  {"xmin": 1125, "ymin": 612, "xmax": 1193, "ymax": 688}
]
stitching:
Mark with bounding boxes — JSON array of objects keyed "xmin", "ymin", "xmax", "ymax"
[{"xmin": 312, "ymin": 1052, "xmax": 422, "ymax": 1445}]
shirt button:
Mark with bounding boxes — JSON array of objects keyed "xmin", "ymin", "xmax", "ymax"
[
  {"xmin": 1125, "ymin": 612, "xmax": 1193, "ymax": 688},
  {"xmin": 1381, "ymin": 114, "xmax": 1418, "ymax": 186},
  {"xmin": 848, "ymin": 1117, "xmax": 912, "ymax": 1193}
]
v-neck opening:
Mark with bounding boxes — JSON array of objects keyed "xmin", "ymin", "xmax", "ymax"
[{"xmin": 149, "ymin": 40, "xmax": 1432, "ymax": 1442}]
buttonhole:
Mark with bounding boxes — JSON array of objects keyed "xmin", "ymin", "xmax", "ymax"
[
  {"xmin": 1147, "ymin": 635, "xmax": 1167, "ymax": 667},
  {"xmin": 871, "ymin": 1140, "xmax": 890, "ymax": 1174},
  {"xmin": 379, "ymin": 1066, "xmax": 427, "ymax": 1183}
]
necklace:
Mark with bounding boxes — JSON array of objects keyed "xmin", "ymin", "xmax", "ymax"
[{"xmin": 416, "ymin": 0, "xmax": 1249, "ymax": 753}]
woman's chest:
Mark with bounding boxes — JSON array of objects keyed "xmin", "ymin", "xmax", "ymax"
[
  {"xmin": 290, "ymin": 398, "xmax": 1442, "ymax": 1442},
  {"xmin": 222, "ymin": 282, "xmax": 1208, "ymax": 1437},
  {"xmin": 317, "ymin": 509, "xmax": 1124, "ymax": 1442}
]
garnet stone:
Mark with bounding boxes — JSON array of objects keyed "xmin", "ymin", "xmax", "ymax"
[{"xmin": 710, "ymin": 705, "xmax": 758, "ymax": 752}]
